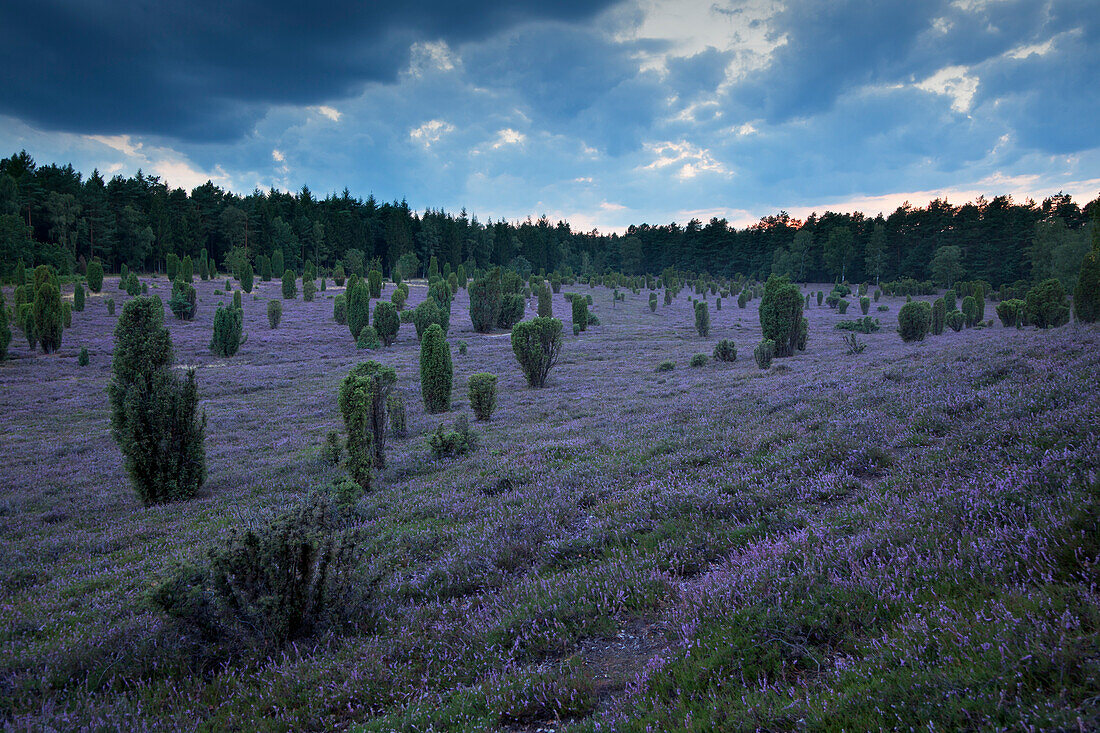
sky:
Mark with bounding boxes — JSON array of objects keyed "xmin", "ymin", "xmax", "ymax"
[{"xmin": 2, "ymin": 0, "xmax": 1099, "ymax": 232}]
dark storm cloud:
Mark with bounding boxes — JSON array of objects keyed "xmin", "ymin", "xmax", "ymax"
[{"xmin": 0, "ymin": 0, "xmax": 619, "ymax": 141}]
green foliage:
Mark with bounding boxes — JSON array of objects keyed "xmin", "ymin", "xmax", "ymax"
[
  {"xmin": 429, "ymin": 415, "xmax": 476, "ymax": 459},
  {"xmin": 838, "ymin": 298, "xmax": 850, "ymax": 314},
  {"xmin": 77, "ymin": 345, "xmax": 89, "ymax": 366},
  {"xmin": 323, "ymin": 430, "xmax": 342, "ymax": 466},
  {"xmin": 62, "ymin": 301, "xmax": 72, "ymax": 328},
  {"xmin": 898, "ymin": 301, "xmax": 931, "ymax": 342},
  {"xmin": 944, "ymin": 289, "xmax": 957, "ymax": 311},
  {"xmin": 656, "ymin": 359, "xmax": 675, "ymax": 372},
  {"xmin": 0, "ymin": 293, "xmax": 9, "ymax": 360},
  {"xmin": 169, "ymin": 279, "xmax": 196, "ymax": 320},
  {"xmin": 109, "ymin": 296, "xmax": 206, "ymax": 504},
  {"xmin": 713, "ymin": 339, "xmax": 737, "ymax": 362},
  {"xmin": 180, "ymin": 256, "xmax": 193, "ymax": 283},
  {"xmin": 302, "ymin": 277, "xmax": 316, "ymax": 302},
  {"xmin": 690, "ymin": 353, "xmax": 707, "ymax": 367},
  {"xmin": 961, "ymin": 295, "xmax": 978, "ymax": 327},
  {"xmin": 333, "ymin": 293, "xmax": 348, "ymax": 326},
  {"xmin": 816, "ymin": 290, "xmax": 823, "ymax": 306},
  {"xmin": 119, "ymin": 262, "xmax": 129, "ymax": 287},
  {"xmin": 373, "ymin": 301, "xmax": 400, "ymax": 346},
  {"xmin": 260, "ymin": 255, "xmax": 273, "ymax": 282},
  {"xmin": 759, "ymin": 275, "xmax": 804, "ymax": 357},
  {"xmin": 367, "ymin": 269, "xmax": 383, "ymax": 298},
  {"xmin": 835, "ymin": 316, "xmax": 880, "ymax": 333},
  {"xmin": 339, "ymin": 361, "xmax": 397, "ymax": 488},
  {"xmin": 390, "ymin": 286, "xmax": 407, "ymax": 310},
  {"xmin": 469, "ymin": 271, "xmax": 503, "ymax": 333},
  {"xmin": 333, "ymin": 263, "xmax": 346, "ymax": 287},
  {"xmin": 649, "ymin": 293, "xmax": 658, "ymax": 312},
  {"xmin": 1025, "ymin": 278, "xmax": 1070, "ymax": 328},
  {"xmin": 947, "ymin": 310, "xmax": 965, "ymax": 331},
  {"xmin": 20, "ymin": 303, "xmax": 35, "ymax": 349},
  {"xmin": 33, "ymin": 282, "xmax": 63, "ymax": 353},
  {"xmin": 498, "ymin": 293, "xmax": 525, "ymax": 330},
  {"xmin": 387, "ymin": 392, "xmax": 407, "ymax": 438},
  {"xmin": 511, "ymin": 317, "xmax": 563, "ymax": 388},
  {"xmin": 267, "ymin": 299, "xmax": 281, "ymax": 329},
  {"xmin": 122, "ymin": 271, "xmax": 140, "ymax": 296},
  {"xmin": 106, "ymin": 297, "xmax": 115, "ymax": 316},
  {"xmin": 271, "ymin": 249, "xmax": 284, "ymax": 278},
  {"xmin": 86, "ymin": 260, "xmax": 104, "ymax": 293},
  {"xmin": 420, "ymin": 323, "xmax": 452, "ymax": 413},
  {"xmin": 995, "ymin": 299, "xmax": 1023, "ymax": 327},
  {"xmin": 859, "ymin": 296, "xmax": 870, "ymax": 315},
  {"xmin": 843, "ymin": 332, "xmax": 866, "ymax": 355},
  {"xmin": 210, "ymin": 305, "xmax": 245, "ymax": 357},
  {"xmin": 413, "ymin": 297, "xmax": 449, "ymax": 340},
  {"xmin": 150, "ymin": 497, "xmax": 361, "ymax": 649},
  {"xmin": 753, "ymin": 339, "xmax": 775, "ymax": 369},
  {"xmin": 931, "ymin": 298, "xmax": 946, "ymax": 335},
  {"xmin": 346, "ymin": 282, "xmax": 371, "ymax": 340},
  {"xmin": 1073, "ymin": 249, "xmax": 1099, "ymax": 323},
  {"xmin": 694, "ymin": 300, "xmax": 710, "ymax": 337},
  {"xmin": 74, "ymin": 282, "xmax": 85, "ymax": 312},
  {"xmin": 240, "ymin": 262, "xmax": 254, "ymax": 293},
  {"xmin": 282, "ymin": 269, "xmax": 297, "ymax": 299},
  {"xmin": 468, "ymin": 372, "xmax": 498, "ymax": 421},
  {"xmin": 458, "ymin": 340, "xmax": 468, "ymax": 355},
  {"xmin": 356, "ymin": 326, "xmax": 381, "ymax": 350},
  {"xmin": 537, "ymin": 282, "xmax": 553, "ymax": 317},
  {"xmin": 571, "ymin": 296, "xmax": 588, "ymax": 332}
]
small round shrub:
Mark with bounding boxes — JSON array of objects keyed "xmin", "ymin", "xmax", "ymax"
[
  {"xmin": 468, "ymin": 373, "xmax": 498, "ymax": 421},
  {"xmin": 458, "ymin": 340, "xmax": 468, "ymax": 355},
  {"xmin": 838, "ymin": 299, "xmax": 850, "ymax": 314},
  {"xmin": 333, "ymin": 293, "xmax": 348, "ymax": 325},
  {"xmin": 391, "ymin": 287, "xmax": 407, "ymax": 310},
  {"xmin": 267, "ymin": 299, "xmax": 282, "ymax": 329},
  {"xmin": 356, "ymin": 326, "xmax": 381, "ymax": 349},
  {"xmin": 753, "ymin": 339, "xmax": 775, "ymax": 369},
  {"xmin": 690, "ymin": 353, "xmax": 707, "ymax": 367},
  {"xmin": 656, "ymin": 359, "xmax": 675, "ymax": 372},
  {"xmin": 898, "ymin": 301, "xmax": 931, "ymax": 341},
  {"xmin": 373, "ymin": 301, "xmax": 400, "ymax": 346},
  {"xmin": 713, "ymin": 339, "xmax": 737, "ymax": 362},
  {"xmin": 946, "ymin": 310, "xmax": 965, "ymax": 331}
]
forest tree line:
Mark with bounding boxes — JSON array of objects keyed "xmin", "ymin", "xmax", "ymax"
[{"xmin": 1, "ymin": 151, "xmax": 1097, "ymax": 293}]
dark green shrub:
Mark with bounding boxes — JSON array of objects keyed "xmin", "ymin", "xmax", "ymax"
[
  {"xmin": 470, "ymin": 271, "xmax": 503, "ymax": 333},
  {"xmin": 1025, "ymin": 278, "xmax": 1070, "ymax": 328},
  {"xmin": 339, "ymin": 361, "xmax": 396, "ymax": 485},
  {"xmin": 835, "ymin": 316, "xmax": 879, "ymax": 333},
  {"xmin": 180, "ymin": 256, "xmax": 194, "ymax": 283},
  {"xmin": 169, "ymin": 279, "xmax": 196, "ymax": 320},
  {"xmin": 119, "ymin": 262, "xmax": 129, "ymax": 287},
  {"xmin": 106, "ymin": 297, "xmax": 115, "ymax": 315},
  {"xmin": 261, "ymin": 255, "xmax": 273, "ymax": 282},
  {"xmin": 656, "ymin": 359, "xmax": 675, "ymax": 372},
  {"xmin": 20, "ymin": 303, "xmax": 36, "ymax": 349},
  {"xmin": 109, "ymin": 296, "xmax": 206, "ymax": 504},
  {"xmin": 931, "ymin": 298, "xmax": 946, "ymax": 335},
  {"xmin": 499, "ymin": 293, "xmax": 525, "ymax": 330},
  {"xmin": 428, "ymin": 415, "xmax": 476, "ymax": 459},
  {"xmin": 356, "ymin": 326, "xmax": 381, "ymax": 349},
  {"xmin": 373, "ymin": 301, "xmax": 400, "ymax": 346},
  {"xmin": 77, "ymin": 346, "xmax": 89, "ymax": 366},
  {"xmin": 468, "ymin": 372, "xmax": 498, "ymax": 420},
  {"xmin": 123, "ymin": 272, "xmax": 141, "ymax": 296},
  {"xmin": 271, "ymin": 249, "xmax": 284, "ymax": 278},
  {"xmin": 391, "ymin": 287, "xmax": 407, "ymax": 310},
  {"xmin": 333, "ymin": 263, "xmax": 346, "ymax": 287},
  {"xmin": 898, "ymin": 301, "xmax": 931, "ymax": 341},
  {"xmin": 947, "ymin": 310, "xmax": 965, "ymax": 331},
  {"xmin": 759, "ymin": 275, "xmax": 804, "ymax": 357},
  {"xmin": 1074, "ymin": 249, "xmax": 1099, "ymax": 323},
  {"xmin": 690, "ymin": 353, "xmax": 707, "ymax": 367},
  {"xmin": 816, "ymin": 291, "xmax": 823, "ymax": 306},
  {"xmin": 150, "ymin": 497, "xmax": 360, "ymax": 648},
  {"xmin": 996, "ymin": 299, "xmax": 1024, "ymax": 327},
  {"xmin": 666, "ymin": 289, "xmax": 674, "ymax": 306},
  {"xmin": 347, "ymin": 282, "xmax": 370, "ymax": 340},
  {"xmin": 586, "ymin": 311, "xmax": 600, "ymax": 326},
  {"xmin": 210, "ymin": 306, "xmax": 245, "ymax": 357},
  {"xmin": 550, "ymin": 277, "xmax": 561, "ymax": 293},
  {"xmin": 877, "ymin": 304, "xmax": 888, "ymax": 311},
  {"xmin": 282, "ymin": 270, "xmax": 297, "ymax": 299},
  {"xmin": 302, "ymin": 277, "xmax": 316, "ymax": 302},
  {"xmin": 753, "ymin": 339, "xmax": 775, "ymax": 369},
  {"xmin": 420, "ymin": 323, "xmax": 452, "ymax": 413},
  {"xmin": 944, "ymin": 289, "xmax": 957, "ymax": 311},
  {"xmin": 694, "ymin": 301, "xmax": 710, "ymax": 337},
  {"xmin": 837, "ymin": 298, "xmax": 850, "ymax": 314},
  {"xmin": 0, "ymin": 292, "xmax": 9, "ymax": 361},
  {"xmin": 511, "ymin": 317, "xmax": 563, "ymax": 388},
  {"xmin": 366, "ymin": 269, "xmax": 382, "ymax": 299},
  {"xmin": 649, "ymin": 293, "xmax": 658, "ymax": 312},
  {"xmin": 538, "ymin": 282, "xmax": 553, "ymax": 317},
  {"xmin": 267, "ymin": 299, "xmax": 282, "ymax": 329},
  {"xmin": 843, "ymin": 332, "xmax": 866, "ymax": 355},
  {"xmin": 974, "ymin": 284, "xmax": 985, "ymax": 322},
  {"xmin": 713, "ymin": 339, "xmax": 736, "ymax": 362},
  {"xmin": 859, "ymin": 296, "xmax": 870, "ymax": 315},
  {"xmin": 240, "ymin": 262, "xmax": 254, "ymax": 293},
  {"xmin": 323, "ymin": 430, "xmax": 342, "ymax": 465},
  {"xmin": 232, "ymin": 291, "xmax": 242, "ymax": 310},
  {"xmin": 413, "ymin": 297, "xmax": 449, "ymax": 340},
  {"xmin": 571, "ymin": 297, "xmax": 588, "ymax": 332},
  {"xmin": 961, "ymin": 295, "xmax": 978, "ymax": 327},
  {"xmin": 874, "ymin": 289, "xmax": 881, "ymax": 302},
  {"xmin": 334, "ymin": 293, "xmax": 348, "ymax": 326},
  {"xmin": 86, "ymin": 260, "xmax": 104, "ymax": 292},
  {"xmin": 458, "ymin": 340, "xmax": 468, "ymax": 356},
  {"xmin": 33, "ymin": 282, "xmax": 64, "ymax": 353},
  {"xmin": 74, "ymin": 282, "xmax": 85, "ymax": 312}
]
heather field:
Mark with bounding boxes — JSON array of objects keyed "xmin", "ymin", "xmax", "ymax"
[{"xmin": 2, "ymin": 276, "xmax": 1099, "ymax": 731}]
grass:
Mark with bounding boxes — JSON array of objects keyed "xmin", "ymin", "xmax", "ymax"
[{"xmin": 0, "ymin": 274, "xmax": 1098, "ymax": 729}]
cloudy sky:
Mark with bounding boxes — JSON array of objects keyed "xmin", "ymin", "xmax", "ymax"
[{"xmin": 2, "ymin": 0, "xmax": 1098, "ymax": 230}]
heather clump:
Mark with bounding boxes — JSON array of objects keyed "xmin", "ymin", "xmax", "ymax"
[
  {"xmin": 656, "ymin": 359, "xmax": 675, "ymax": 372},
  {"xmin": 108, "ymin": 296, "xmax": 206, "ymax": 504},
  {"xmin": 468, "ymin": 372, "xmax": 498, "ymax": 421}
]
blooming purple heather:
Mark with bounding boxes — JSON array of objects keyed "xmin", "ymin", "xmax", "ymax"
[{"xmin": 1, "ymin": 275, "xmax": 1098, "ymax": 730}]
